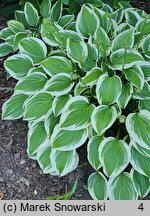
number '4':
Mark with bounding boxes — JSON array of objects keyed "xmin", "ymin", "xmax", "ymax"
[{"xmin": 138, "ymin": 203, "xmax": 144, "ymax": 211}]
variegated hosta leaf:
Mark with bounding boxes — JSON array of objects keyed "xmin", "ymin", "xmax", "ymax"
[
  {"xmin": 4, "ymin": 54, "xmax": 33, "ymax": 80},
  {"xmin": 91, "ymin": 105, "xmax": 117, "ymax": 135},
  {"xmin": 58, "ymin": 15, "xmax": 74, "ymax": 28},
  {"xmin": 44, "ymin": 73, "xmax": 74, "ymax": 96},
  {"xmin": 93, "ymin": 26, "xmax": 110, "ymax": 57},
  {"xmin": 99, "ymin": 137, "xmax": 130, "ymax": 178},
  {"xmin": 74, "ymin": 83, "xmax": 86, "ymax": 96},
  {"xmin": 41, "ymin": 56, "xmax": 73, "ymax": 76},
  {"xmin": 51, "ymin": 125, "xmax": 88, "ymax": 151},
  {"xmin": 80, "ymin": 43, "xmax": 98, "ymax": 71},
  {"xmin": 28, "ymin": 66, "xmax": 46, "ymax": 75},
  {"xmin": 82, "ymin": 67, "xmax": 102, "ymax": 86},
  {"xmin": 15, "ymin": 10, "xmax": 29, "ymax": 28},
  {"xmin": 111, "ymin": 29, "xmax": 134, "ymax": 52},
  {"xmin": 108, "ymin": 172, "xmax": 138, "ymax": 200},
  {"xmin": 87, "ymin": 136, "xmax": 103, "ymax": 170},
  {"xmin": 139, "ymin": 99, "xmax": 150, "ymax": 112},
  {"xmin": 50, "ymin": 149, "xmax": 79, "ymax": 176},
  {"xmin": 2, "ymin": 93, "xmax": 28, "ymax": 120},
  {"xmin": 96, "ymin": 74, "xmax": 122, "ymax": 105},
  {"xmin": 136, "ymin": 19, "xmax": 150, "ymax": 35},
  {"xmin": 37, "ymin": 146, "xmax": 53, "ymax": 173},
  {"xmin": 50, "ymin": 0, "xmax": 62, "ymax": 22},
  {"xmin": 27, "ymin": 121, "xmax": 48, "ymax": 159},
  {"xmin": 126, "ymin": 110, "xmax": 150, "ymax": 150},
  {"xmin": 131, "ymin": 140, "xmax": 150, "ymax": 158},
  {"xmin": 115, "ymin": 23, "xmax": 128, "ymax": 35},
  {"xmin": 131, "ymin": 169, "xmax": 150, "ymax": 199},
  {"xmin": 55, "ymin": 29, "xmax": 82, "ymax": 49},
  {"xmin": 130, "ymin": 146, "xmax": 150, "ymax": 178},
  {"xmin": 112, "ymin": 8, "xmax": 124, "ymax": 24},
  {"xmin": 24, "ymin": 2, "xmax": 39, "ymax": 27},
  {"xmin": 102, "ymin": 4, "xmax": 112, "ymax": 13},
  {"xmin": 66, "ymin": 38, "xmax": 88, "ymax": 63},
  {"xmin": 24, "ymin": 91, "xmax": 53, "ymax": 121},
  {"xmin": 40, "ymin": 0, "xmax": 51, "ymax": 18},
  {"xmin": 6, "ymin": 35, "xmax": 15, "ymax": 46},
  {"xmin": 123, "ymin": 65, "xmax": 144, "ymax": 90},
  {"xmin": 76, "ymin": 4, "xmax": 99, "ymax": 38},
  {"xmin": 94, "ymin": 7, "xmax": 112, "ymax": 33},
  {"xmin": 133, "ymin": 82, "xmax": 150, "ymax": 100},
  {"xmin": 88, "ymin": 172, "xmax": 108, "ymax": 200},
  {"xmin": 41, "ymin": 18, "xmax": 58, "ymax": 46},
  {"xmin": 0, "ymin": 27, "xmax": 14, "ymax": 40},
  {"xmin": 7, "ymin": 20, "xmax": 25, "ymax": 33},
  {"xmin": 142, "ymin": 35, "xmax": 150, "ymax": 58},
  {"xmin": 19, "ymin": 37, "xmax": 47, "ymax": 64},
  {"xmin": 44, "ymin": 111, "xmax": 59, "ymax": 138},
  {"xmin": 111, "ymin": 107, "xmax": 121, "ymax": 122},
  {"xmin": 139, "ymin": 62, "xmax": 150, "ymax": 81},
  {"xmin": 125, "ymin": 9, "xmax": 142, "ymax": 26},
  {"xmin": 15, "ymin": 72, "xmax": 47, "ymax": 94},
  {"xmin": 60, "ymin": 96, "xmax": 95, "ymax": 130},
  {"xmin": 0, "ymin": 43, "xmax": 13, "ymax": 57},
  {"xmin": 52, "ymin": 95, "xmax": 71, "ymax": 117},
  {"xmin": 110, "ymin": 49, "xmax": 144, "ymax": 70},
  {"xmin": 117, "ymin": 83, "xmax": 133, "ymax": 109},
  {"xmin": 13, "ymin": 32, "xmax": 27, "ymax": 51}
]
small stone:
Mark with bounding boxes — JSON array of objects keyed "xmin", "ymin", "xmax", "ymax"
[
  {"xmin": 68, "ymin": 173, "xmax": 76, "ymax": 182},
  {"xmin": 34, "ymin": 189, "xmax": 38, "ymax": 195},
  {"xmin": 20, "ymin": 159, "xmax": 26, "ymax": 165},
  {"xmin": 5, "ymin": 169, "xmax": 13, "ymax": 176},
  {"xmin": 32, "ymin": 163, "xmax": 36, "ymax": 168},
  {"xmin": 19, "ymin": 177, "xmax": 30, "ymax": 186},
  {"xmin": 10, "ymin": 175, "xmax": 17, "ymax": 181},
  {"xmin": 39, "ymin": 170, "xmax": 43, "ymax": 174},
  {"xmin": 83, "ymin": 185, "xmax": 88, "ymax": 190},
  {"xmin": 0, "ymin": 177, "xmax": 4, "ymax": 182},
  {"xmin": 25, "ymin": 167, "xmax": 29, "ymax": 171},
  {"xmin": 7, "ymin": 183, "xmax": 12, "ymax": 188},
  {"xmin": 7, "ymin": 139, "xmax": 13, "ymax": 148},
  {"xmin": 14, "ymin": 153, "xmax": 20, "ymax": 159}
]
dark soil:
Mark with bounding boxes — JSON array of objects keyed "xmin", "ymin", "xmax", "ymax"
[
  {"xmin": 131, "ymin": 0, "xmax": 150, "ymax": 13},
  {"xmin": 0, "ymin": 0, "xmax": 150, "ymax": 200}
]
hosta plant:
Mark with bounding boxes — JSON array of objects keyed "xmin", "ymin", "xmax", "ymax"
[{"xmin": 1, "ymin": 0, "xmax": 150, "ymax": 200}]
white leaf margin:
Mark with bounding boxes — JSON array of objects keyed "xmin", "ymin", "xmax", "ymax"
[
  {"xmin": 50, "ymin": 149, "xmax": 79, "ymax": 176},
  {"xmin": 4, "ymin": 53, "xmax": 33, "ymax": 80},
  {"xmin": 126, "ymin": 110, "xmax": 150, "ymax": 150},
  {"xmin": 107, "ymin": 172, "xmax": 138, "ymax": 200},
  {"xmin": 44, "ymin": 73, "xmax": 74, "ymax": 96},
  {"xmin": 15, "ymin": 72, "xmax": 47, "ymax": 95},
  {"xmin": 91, "ymin": 105, "xmax": 118, "ymax": 135},
  {"xmin": 76, "ymin": 4, "xmax": 100, "ymax": 38},
  {"xmin": 88, "ymin": 172, "xmax": 108, "ymax": 200},
  {"xmin": 99, "ymin": 137, "xmax": 130, "ymax": 178},
  {"xmin": 50, "ymin": 124, "xmax": 88, "ymax": 151},
  {"xmin": 59, "ymin": 96, "xmax": 95, "ymax": 131}
]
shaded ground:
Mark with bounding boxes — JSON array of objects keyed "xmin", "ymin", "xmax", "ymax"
[
  {"xmin": 131, "ymin": 0, "xmax": 150, "ymax": 13},
  {"xmin": 0, "ymin": 0, "xmax": 150, "ymax": 200}
]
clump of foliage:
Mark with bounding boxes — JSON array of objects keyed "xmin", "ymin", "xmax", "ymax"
[{"xmin": 1, "ymin": 0, "xmax": 150, "ymax": 200}]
